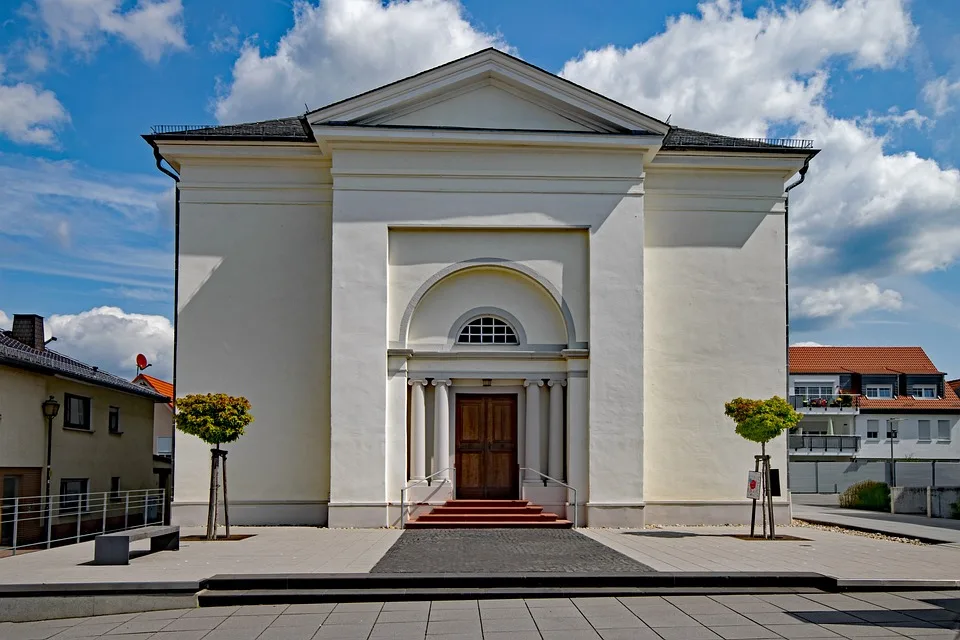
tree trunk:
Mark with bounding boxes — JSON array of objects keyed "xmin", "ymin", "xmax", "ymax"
[
  {"xmin": 206, "ymin": 448, "xmax": 218, "ymax": 540},
  {"xmin": 222, "ymin": 451, "xmax": 230, "ymax": 538},
  {"xmin": 761, "ymin": 443, "xmax": 768, "ymax": 538},
  {"xmin": 765, "ymin": 448, "xmax": 776, "ymax": 539}
]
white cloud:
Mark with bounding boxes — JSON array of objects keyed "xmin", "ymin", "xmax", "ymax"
[
  {"xmin": 792, "ymin": 280, "xmax": 903, "ymax": 327},
  {"xmin": 923, "ymin": 76, "xmax": 960, "ymax": 116},
  {"xmin": 0, "ymin": 311, "xmax": 9, "ymax": 330},
  {"xmin": 214, "ymin": 0, "xmax": 507, "ymax": 123},
  {"xmin": 209, "ymin": 24, "xmax": 241, "ymax": 54},
  {"xmin": 0, "ymin": 154, "xmax": 174, "ymax": 290},
  {"xmin": 791, "ymin": 341, "xmax": 827, "ymax": 347},
  {"xmin": 42, "ymin": 307, "xmax": 173, "ymax": 379},
  {"xmin": 558, "ymin": 0, "xmax": 959, "ymax": 327},
  {"xmin": 0, "ymin": 77, "xmax": 69, "ymax": 145},
  {"xmin": 33, "ymin": 0, "xmax": 187, "ymax": 62}
]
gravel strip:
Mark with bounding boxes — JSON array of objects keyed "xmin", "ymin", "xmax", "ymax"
[{"xmin": 790, "ymin": 518, "xmax": 927, "ymax": 545}]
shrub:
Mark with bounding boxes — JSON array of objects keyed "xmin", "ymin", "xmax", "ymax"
[{"xmin": 839, "ymin": 480, "xmax": 890, "ymax": 511}]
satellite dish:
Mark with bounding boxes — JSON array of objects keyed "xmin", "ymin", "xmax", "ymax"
[{"xmin": 136, "ymin": 354, "xmax": 148, "ymax": 370}]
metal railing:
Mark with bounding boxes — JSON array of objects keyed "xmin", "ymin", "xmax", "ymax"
[
  {"xmin": 150, "ymin": 124, "xmax": 217, "ymax": 134},
  {"xmin": 400, "ymin": 468, "xmax": 455, "ymax": 529},
  {"xmin": 518, "ymin": 467, "xmax": 578, "ymax": 528},
  {"xmin": 0, "ymin": 488, "xmax": 165, "ymax": 555},
  {"xmin": 789, "ymin": 434, "xmax": 861, "ymax": 452},
  {"xmin": 790, "ymin": 394, "xmax": 860, "ymax": 410}
]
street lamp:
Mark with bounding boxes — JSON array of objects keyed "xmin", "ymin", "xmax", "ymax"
[
  {"xmin": 41, "ymin": 396, "xmax": 60, "ymax": 548},
  {"xmin": 886, "ymin": 417, "xmax": 901, "ymax": 487}
]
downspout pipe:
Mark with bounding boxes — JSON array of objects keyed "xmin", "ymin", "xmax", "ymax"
[
  {"xmin": 783, "ymin": 157, "xmax": 811, "ymax": 399},
  {"xmin": 146, "ymin": 138, "xmax": 179, "ymax": 526}
]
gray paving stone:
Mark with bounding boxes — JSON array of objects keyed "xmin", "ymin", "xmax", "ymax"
[
  {"xmin": 377, "ymin": 610, "xmax": 429, "ymax": 623},
  {"xmin": 596, "ymin": 629, "xmax": 662, "ymax": 640},
  {"xmin": 79, "ymin": 614, "xmax": 139, "ymax": 625},
  {"xmin": 426, "ymin": 620, "xmax": 481, "ymax": 635},
  {"xmin": 236, "ymin": 604, "xmax": 289, "ymax": 616},
  {"xmin": 1, "ymin": 626, "xmax": 65, "ymax": 640},
  {"xmin": 581, "ymin": 615, "xmax": 646, "ymax": 630},
  {"xmin": 820, "ymin": 623, "xmax": 897, "ymax": 637},
  {"xmin": 666, "ymin": 596, "xmax": 733, "ymax": 615},
  {"xmin": 478, "ymin": 599, "xmax": 527, "ymax": 610},
  {"xmin": 324, "ymin": 613, "xmax": 379, "ymax": 626},
  {"xmin": 333, "ymin": 602, "xmax": 384, "ymax": 613},
  {"xmin": 481, "ymin": 632, "xmax": 542, "ymax": 640},
  {"xmin": 382, "ymin": 601, "xmax": 431, "ymax": 612},
  {"xmin": 654, "ymin": 626, "xmax": 722, "ymax": 640},
  {"xmin": 203, "ymin": 629, "xmax": 262, "ymax": 640},
  {"xmin": 710, "ymin": 596, "xmax": 783, "ymax": 614},
  {"xmin": 369, "ymin": 620, "xmax": 428, "ymax": 638},
  {"xmin": 534, "ymin": 616, "xmax": 593, "ymax": 631},
  {"xmin": 94, "ymin": 634, "xmax": 152, "ymax": 640},
  {"xmin": 181, "ymin": 606, "xmax": 239, "ymax": 617},
  {"xmin": 762, "ymin": 625, "xmax": 842, "ymax": 639},
  {"xmin": 312, "ymin": 624, "xmax": 375, "ymax": 639},
  {"xmin": 481, "ymin": 616, "xmax": 538, "ymax": 632},
  {"xmin": 424, "ymin": 634, "xmax": 482, "ymax": 640},
  {"xmin": 270, "ymin": 605, "xmax": 328, "ymax": 616},
  {"xmin": 794, "ymin": 611, "xmax": 867, "ymax": 625},
  {"xmin": 538, "ymin": 632, "xmax": 602, "ymax": 640},
  {"xmin": 634, "ymin": 610, "xmax": 701, "ymax": 627},
  {"xmin": 744, "ymin": 611, "xmax": 808, "ymax": 625},
  {"xmin": 147, "ymin": 632, "xmax": 209, "ymax": 640},
  {"xmin": 214, "ymin": 613, "xmax": 277, "ymax": 630},
  {"xmin": 50, "ymin": 623, "xmax": 122, "ymax": 638},
  {"xmin": 372, "ymin": 530, "xmax": 652, "ymax": 573},
  {"xmin": 480, "ymin": 607, "xmax": 533, "ymax": 619},
  {"xmin": 157, "ymin": 617, "xmax": 223, "ymax": 632},
  {"xmin": 529, "ymin": 607, "xmax": 581, "ymax": 618},
  {"xmin": 428, "ymin": 609, "xmax": 480, "ymax": 621},
  {"xmin": 104, "ymin": 619, "xmax": 170, "ymax": 634},
  {"xmin": 132, "ymin": 610, "xmax": 189, "ymax": 621},
  {"xmin": 257, "ymin": 627, "xmax": 320, "ymax": 640},
  {"xmin": 526, "ymin": 599, "xmax": 574, "ymax": 608},
  {"xmin": 270, "ymin": 613, "xmax": 327, "ymax": 627},
  {"xmin": 431, "ymin": 601, "xmax": 479, "ymax": 610},
  {"xmin": 850, "ymin": 610, "xmax": 915, "ymax": 624},
  {"xmin": 712, "ymin": 624, "xmax": 782, "ymax": 639},
  {"xmin": 692, "ymin": 613, "xmax": 755, "ymax": 627}
]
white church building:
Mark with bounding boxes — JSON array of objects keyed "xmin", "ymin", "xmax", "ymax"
[{"xmin": 147, "ymin": 49, "xmax": 817, "ymax": 528}]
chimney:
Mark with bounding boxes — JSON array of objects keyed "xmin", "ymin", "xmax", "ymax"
[{"xmin": 10, "ymin": 314, "xmax": 46, "ymax": 351}]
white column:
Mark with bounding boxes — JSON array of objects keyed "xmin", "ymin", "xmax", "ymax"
[
  {"xmin": 524, "ymin": 380, "xmax": 543, "ymax": 480},
  {"xmin": 432, "ymin": 380, "xmax": 451, "ymax": 479},
  {"xmin": 409, "ymin": 379, "xmax": 427, "ymax": 480},
  {"xmin": 828, "ymin": 417, "xmax": 834, "ymax": 436},
  {"xmin": 548, "ymin": 380, "xmax": 566, "ymax": 480}
]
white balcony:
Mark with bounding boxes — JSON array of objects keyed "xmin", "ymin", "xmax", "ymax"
[{"xmin": 790, "ymin": 394, "xmax": 860, "ymax": 415}]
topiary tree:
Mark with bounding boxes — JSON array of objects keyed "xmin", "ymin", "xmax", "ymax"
[
  {"xmin": 724, "ymin": 396, "xmax": 800, "ymax": 538},
  {"xmin": 175, "ymin": 393, "xmax": 253, "ymax": 539}
]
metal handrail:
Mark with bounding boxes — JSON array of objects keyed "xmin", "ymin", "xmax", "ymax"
[
  {"xmin": 518, "ymin": 467, "xmax": 578, "ymax": 529},
  {"xmin": 399, "ymin": 467, "xmax": 455, "ymax": 529}
]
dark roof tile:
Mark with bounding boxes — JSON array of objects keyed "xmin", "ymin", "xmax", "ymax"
[{"xmin": 0, "ymin": 331, "xmax": 169, "ymax": 401}]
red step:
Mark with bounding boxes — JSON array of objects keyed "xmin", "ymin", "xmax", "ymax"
[{"xmin": 405, "ymin": 499, "xmax": 572, "ymax": 529}]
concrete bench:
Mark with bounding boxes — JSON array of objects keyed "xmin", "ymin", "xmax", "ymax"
[{"xmin": 94, "ymin": 525, "xmax": 180, "ymax": 565}]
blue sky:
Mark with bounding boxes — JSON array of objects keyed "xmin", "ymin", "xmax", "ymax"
[{"xmin": 0, "ymin": 0, "xmax": 958, "ymax": 381}]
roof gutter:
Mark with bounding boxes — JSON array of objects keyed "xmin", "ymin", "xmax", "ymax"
[
  {"xmin": 146, "ymin": 137, "xmax": 180, "ymax": 527},
  {"xmin": 784, "ymin": 157, "xmax": 811, "ymax": 399}
]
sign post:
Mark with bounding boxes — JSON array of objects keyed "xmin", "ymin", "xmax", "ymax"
[{"xmin": 748, "ymin": 464, "xmax": 762, "ymax": 537}]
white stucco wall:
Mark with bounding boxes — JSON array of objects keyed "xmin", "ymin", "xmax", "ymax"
[
  {"xmin": 0, "ymin": 366, "xmax": 157, "ymax": 495},
  {"xmin": 642, "ymin": 163, "xmax": 792, "ymax": 523},
  {"xmin": 169, "ymin": 146, "xmax": 333, "ymax": 526},
  {"xmin": 854, "ymin": 414, "xmax": 960, "ymax": 460}
]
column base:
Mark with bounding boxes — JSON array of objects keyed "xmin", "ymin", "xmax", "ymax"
[
  {"xmin": 327, "ymin": 503, "xmax": 390, "ymax": 528},
  {"xmin": 585, "ymin": 502, "xmax": 645, "ymax": 528}
]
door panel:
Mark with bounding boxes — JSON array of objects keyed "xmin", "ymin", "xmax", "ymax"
[
  {"xmin": 1, "ymin": 476, "xmax": 20, "ymax": 547},
  {"xmin": 455, "ymin": 394, "xmax": 518, "ymax": 499}
]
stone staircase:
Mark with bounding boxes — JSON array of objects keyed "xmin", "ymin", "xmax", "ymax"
[{"xmin": 404, "ymin": 499, "xmax": 572, "ymax": 528}]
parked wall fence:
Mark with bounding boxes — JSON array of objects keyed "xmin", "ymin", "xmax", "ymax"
[
  {"xmin": 891, "ymin": 486, "xmax": 960, "ymax": 518},
  {"xmin": 788, "ymin": 460, "xmax": 960, "ymax": 494},
  {"xmin": 0, "ymin": 488, "xmax": 165, "ymax": 555}
]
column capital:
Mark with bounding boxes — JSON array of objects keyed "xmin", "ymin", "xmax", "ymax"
[
  {"xmin": 431, "ymin": 379, "xmax": 452, "ymax": 387},
  {"xmin": 408, "ymin": 378, "xmax": 428, "ymax": 387},
  {"xmin": 524, "ymin": 379, "xmax": 544, "ymax": 388},
  {"xmin": 548, "ymin": 379, "xmax": 567, "ymax": 388}
]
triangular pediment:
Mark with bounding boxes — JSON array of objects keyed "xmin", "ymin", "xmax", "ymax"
[{"xmin": 306, "ymin": 48, "xmax": 669, "ymax": 136}]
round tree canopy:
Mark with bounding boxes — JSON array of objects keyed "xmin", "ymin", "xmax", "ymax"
[
  {"xmin": 175, "ymin": 393, "xmax": 253, "ymax": 446},
  {"xmin": 725, "ymin": 396, "xmax": 800, "ymax": 444}
]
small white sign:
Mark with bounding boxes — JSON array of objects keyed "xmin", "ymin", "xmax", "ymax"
[{"xmin": 746, "ymin": 471, "xmax": 763, "ymax": 500}]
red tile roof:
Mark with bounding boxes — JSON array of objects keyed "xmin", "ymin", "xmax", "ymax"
[
  {"xmin": 789, "ymin": 346, "xmax": 942, "ymax": 374},
  {"xmin": 133, "ymin": 374, "xmax": 173, "ymax": 409},
  {"xmin": 949, "ymin": 379, "xmax": 960, "ymax": 395},
  {"xmin": 790, "ymin": 346, "xmax": 960, "ymax": 410}
]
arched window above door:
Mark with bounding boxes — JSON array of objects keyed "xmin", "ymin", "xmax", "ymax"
[{"xmin": 457, "ymin": 316, "xmax": 519, "ymax": 345}]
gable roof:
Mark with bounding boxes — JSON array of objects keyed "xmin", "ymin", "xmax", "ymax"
[
  {"xmin": 145, "ymin": 49, "xmax": 816, "ymax": 155},
  {"xmin": 0, "ymin": 331, "xmax": 169, "ymax": 401},
  {"xmin": 949, "ymin": 379, "xmax": 960, "ymax": 395},
  {"xmin": 789, "ymin": 346, "xmax": 943, "ymax": 375},
  {"xmin": 133, "ymin": 373, "xmax": 174, "ymax": 409}
]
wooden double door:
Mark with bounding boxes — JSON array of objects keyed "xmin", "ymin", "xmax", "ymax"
[{"xmin": 455, "ymin": 394, "xmax": 518, "ymax": 499}]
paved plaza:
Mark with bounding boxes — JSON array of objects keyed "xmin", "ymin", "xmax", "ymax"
[
  {"xmin": 2, "ymin": 524, "xmax": 960, "ymax": 585},
  {"xmin": 371, "ymin": 530, "xmax": 653, "ymax": 573},
  {"xmin": 3, "ymin": 592, "xmax": 960, "ymax": 640}
]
